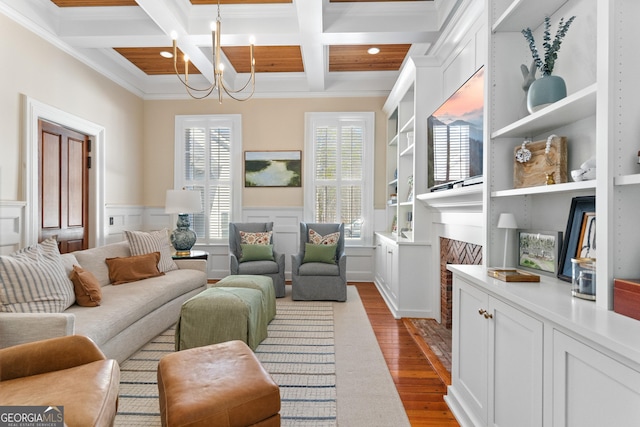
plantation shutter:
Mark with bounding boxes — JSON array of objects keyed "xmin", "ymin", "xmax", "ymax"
[
  {"xmin": 309, "ymin": 115, "xmax": 369, "ymax": 242},
  {"xmin": 178, "ymin": 116, "xmax": 237, "ymax": 243}
]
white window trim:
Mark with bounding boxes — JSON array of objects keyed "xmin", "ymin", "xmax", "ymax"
[
  {"xmin": 304, "ymin": 112, "xmax": 375, "ymax": 246},
  {"xmin": 174, "ymin": 114, "xmax": 242, "ymax": 244}
]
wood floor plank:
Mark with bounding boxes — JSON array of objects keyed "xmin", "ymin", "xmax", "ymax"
[{"xmin": 354, "ymin": 282, "xmax": 459, "ymax": 427}]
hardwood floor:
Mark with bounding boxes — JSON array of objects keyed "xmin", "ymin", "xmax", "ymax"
[{"xmin": 354, "ymin": 282, "xmax": 460, "ymax": 427}]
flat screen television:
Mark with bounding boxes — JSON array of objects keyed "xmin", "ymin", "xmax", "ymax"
[{"xmin": 427, "ymin": 66, "xmax": 484, "ymax": 190}]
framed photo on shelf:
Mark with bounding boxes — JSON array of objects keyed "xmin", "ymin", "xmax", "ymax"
[
  {"xmin": 244, "ymin": 150, "xmax": 302, "ymax": 187},
  {"xmin": 577, "ymin": 211, "xmax": 596, "ymax": 259},
  {"xmin": 558, "ymin": 196, "xmax": 596, "ymax": 282},
  {"xmin": 517, "ymin": 229, "xmax": 562, "ymax": 276}
]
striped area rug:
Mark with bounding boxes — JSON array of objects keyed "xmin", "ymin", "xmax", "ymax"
[{"xmin": 115, "ymin": 300, "xmax": 336, "ymax": 427}]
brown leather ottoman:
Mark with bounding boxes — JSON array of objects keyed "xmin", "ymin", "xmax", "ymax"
[{"xmin": 157, "ymin": 340, "xmax": 280, "ymax": 427}]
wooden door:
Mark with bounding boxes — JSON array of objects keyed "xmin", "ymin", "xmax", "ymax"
[{"xmin": 39, "ymin": 119, "xmax": 90, "ymax": 253}]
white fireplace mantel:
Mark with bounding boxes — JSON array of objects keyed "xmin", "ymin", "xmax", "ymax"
[{"xmin": 416, "ymin": 185, "xmax": 483, "ymax": 213}]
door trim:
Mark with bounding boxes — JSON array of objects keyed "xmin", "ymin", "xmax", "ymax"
[{"xmin": 23, "ymin": 95, "xmax": 106, "ymax": 248}]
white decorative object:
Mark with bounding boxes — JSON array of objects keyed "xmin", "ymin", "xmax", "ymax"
[
  {"xmin": 571, "ymin": 156, "xmax": 596, "ymax": 181},
  {"xmin": 515, "ymin": 139, "xmax": 532, "ymax": 163}
]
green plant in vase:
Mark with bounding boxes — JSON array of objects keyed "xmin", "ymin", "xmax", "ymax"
[{"xmin": 521, "ymin": 15, "xmax": 576, "ymax": 113}]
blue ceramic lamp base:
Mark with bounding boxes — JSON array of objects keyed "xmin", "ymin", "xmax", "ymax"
[{"xmin": 171, "ymin": 213, "xmax": 197, "ymax": 255}]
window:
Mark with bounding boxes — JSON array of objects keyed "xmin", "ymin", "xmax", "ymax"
[
  {"xmin": 174, "ymin": 115, "xmax": 242, "ymax": 244},
  {"xmin": 304, "ymin": 112, "xmax": 374, "ymax": 246}
]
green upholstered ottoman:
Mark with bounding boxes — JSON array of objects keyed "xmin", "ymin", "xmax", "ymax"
[
  {"xmin": 211, "ymin": 275, "xmax": 276, "ymax": 322},
  {"xmin": 175, "ymin": 287, "xmax": 267, "ymax": 351}
]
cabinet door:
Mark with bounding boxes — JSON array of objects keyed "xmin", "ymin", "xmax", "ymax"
[
  {"xmin": 553, "ymin": 330, "xmax": 640, "ymax": 427},
  {"xmin": 386, "ymin": 243, "xmax": 398, "ymax": 299},
  {"xmin": 452, "ymin": 277, "xmax": 489, "ymax": 426},
  {"xmin": 374, "ymin": 237, "xmax": 387, "ymax": 290},
  {"xmin": 489, "ymin": 297, "xmax": 543, "ymax": 427}
]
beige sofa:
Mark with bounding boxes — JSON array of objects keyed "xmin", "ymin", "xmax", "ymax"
[{"xmin": 0, "ymin": 241, "xmax": 207, "ymax": 363}]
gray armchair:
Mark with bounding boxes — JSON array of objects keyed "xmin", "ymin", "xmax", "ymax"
[
  {"xmin": 291, "ymin": 223, "xmax": 347, "ymax": 301},
  {"xmin": 229, "ymin": 222, "xmax": 285, "ymax": 297}
]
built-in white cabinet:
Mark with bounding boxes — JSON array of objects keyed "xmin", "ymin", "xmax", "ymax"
[
  {"xmin": 447, "ymin": 265, "xmax": 640, "ymax": 427},
  {"xmin": 449, "ymin": 273, "xmax": 543, "ymax": 427},
  {"xmin": 552, "ymin": 331, "xmax": 640, "ymax": 427},
  {"xmin": 374, "ymin": 233, "xmax": 431, "ymax": 319}
]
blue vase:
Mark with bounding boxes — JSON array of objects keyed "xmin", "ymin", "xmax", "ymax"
[
  {"xmin": 527, "ymin": 74, "xmax": 567, "ymax": 114},
  {"xmin": 171, "ymin": 213, "xmax": 197, "ymax": 254}
]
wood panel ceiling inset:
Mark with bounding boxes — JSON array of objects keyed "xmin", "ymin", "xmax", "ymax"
[
  {"xmin": 222, "ymin": 46, "xmax": 303, "ymax": 73},
  {"xmin": 115, "ymin": 47, "xmax": 203, "ymax": 75},
  {"xmin": 50, "ymin": 0, "xmax": 137, "ymax": 6},
  {"xmin": 329, "ymin": 44, "xmax": 411, "ymax": 72}
]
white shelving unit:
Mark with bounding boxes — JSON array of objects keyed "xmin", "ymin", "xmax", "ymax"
[
  {"xmin": 446, "ymin": 0, "xmax": 640, "ymax": 425},
  {"xmin": 374, "ymin": 57, "xmax": 441, "ymax": 319}
]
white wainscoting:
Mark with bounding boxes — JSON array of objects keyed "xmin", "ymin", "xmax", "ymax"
[
  {"xmin": 0, "ymin": 201, "xmax": 26, "ymax": 255},
  {"xmin": 6, "ymin": 204, "xmax": 375, "ymax": 282}
]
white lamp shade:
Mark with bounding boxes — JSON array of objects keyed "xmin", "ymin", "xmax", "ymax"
[
  {"xmin": 497, "ymin": 213, "xmax": 518, "ymax": 229},
  {"xmin": 165, "ymin": 190, "xmax": 202, "ymax": 214}
]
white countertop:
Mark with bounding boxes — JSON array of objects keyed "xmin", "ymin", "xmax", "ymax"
[{"xmin": 448, "ymin": 264, "xmax": 640, "ymax": 368}]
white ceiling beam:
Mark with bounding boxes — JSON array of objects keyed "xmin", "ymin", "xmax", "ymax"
[
  {"xmin": 135, "ymin": 0, "xmax": 218, "ymax": 85},
  {"xmin": 296, "ymin": 0, "xmax": 325, "ymax": 92}
]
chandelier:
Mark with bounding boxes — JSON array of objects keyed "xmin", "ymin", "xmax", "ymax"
[{"xmin": 171, "ymin": 0, "xmax": 255, "ymax": 103}]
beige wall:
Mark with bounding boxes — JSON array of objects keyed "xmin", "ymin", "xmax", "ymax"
[
  {"xmin": 1, "ymin": 12, "xmax": 389, "ymax": 213},
  {"xmin": 143, "ymin": 97, "xmax": 389, "ymax": 209},
  {"xmin": 0, "ymin": 13, "xmax": 144, "ymax": 204}
]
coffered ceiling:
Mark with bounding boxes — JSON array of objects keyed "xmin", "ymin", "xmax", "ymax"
[{"xmin": 0, "ymin": 0, "xmax": 468, "ymax": 99}]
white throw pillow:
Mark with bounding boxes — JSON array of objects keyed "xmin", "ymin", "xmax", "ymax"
[
  {"xmin": 0, "ymin": 237, "xmax": 75, "ymax": 313},
  {"xmin": 125, "ymin": 229, "xmax": 178, "ymax": 273}
]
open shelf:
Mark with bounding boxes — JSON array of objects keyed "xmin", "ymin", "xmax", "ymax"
[
  {"xmin": 400, "ymin": 144, "xmax": 414, "ymax": 157},
  {"xmin": 491, "ymin": 84, "xmax": 597, "ymax": 139},
  {"xmin": 614, "ymin": 173, "xmax": 640, "ymax": 186},
  {"xmin": 491, "ymin": 180, "xmax": 596, "ymax": 198},
  {"xmin": 388, "ymin": 135, "xmax": 398, "ymax": 146},
  {"xmin": 492, "ymin": 0, "xmax": 569, "ymax": 33},
  {"xmin": 400, "ymin": 116, "xmax": 415, "ymax": 133}
]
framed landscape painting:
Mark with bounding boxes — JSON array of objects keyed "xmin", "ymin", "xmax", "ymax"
[
  {"xmin": 244, "ymin": 151, "xmax": 302, "ymax": 187},
  {"xmin": 517, "ymin": 229, "xmax": 562, "ymax": 276}
]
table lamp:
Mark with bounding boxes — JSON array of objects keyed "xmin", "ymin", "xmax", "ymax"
[
  {"xmin": 497, "ymin": 213, "xmax": 518, "ymax": 268},
  {"xmin": 165, "ymin": 189, "xmax": 202, "ymax": 255}
]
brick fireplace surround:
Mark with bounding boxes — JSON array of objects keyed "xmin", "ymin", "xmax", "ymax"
[{"xmin": 440, "ymin": 237, "xmax": 482, "ymax": 328}]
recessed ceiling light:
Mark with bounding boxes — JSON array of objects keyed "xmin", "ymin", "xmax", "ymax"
[
  {"xmin": 160, "ymin": 51, "xmax": 173, "ymax": 58},
  {"xmin": 367, "ymin": 47, "xmax": 380, "ymax": 55}
]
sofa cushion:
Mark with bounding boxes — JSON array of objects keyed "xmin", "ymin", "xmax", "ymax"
[
  {"xmin": 308, "ymin": 229, "xmax": 340, "ymax": 246},
  {"xmin": 105, "ymin": 252, "xmax": 164, "ymax": 285},
  {"xmin": 0, "ymin": 237, "xmax": 75, "ymax": 313},
  {"xmin": 125, "ymin": 229, "xmax": 178, "ymax": 273},
  {"xmin": 302, "ymin": 243, "xmax": 337, "ymax": 264},
  {"xmin": 70, "ymin": 265, "xmax": 102, "ymax": 307},
  {"xmin": 70, "ymin": 269, "xmax": 206, "ymax": 347},
  {"xmin": 240, "ymin": 244, "xmax": 274, "ymax": 262},
  {"xmin": 73, "ymin": 242, "xmax": 131, "ymax": 287}
]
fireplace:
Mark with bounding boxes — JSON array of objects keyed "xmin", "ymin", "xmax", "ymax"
[{"xmin": 440, "ymin": 237, "xmax": 482, "ymax": 328}]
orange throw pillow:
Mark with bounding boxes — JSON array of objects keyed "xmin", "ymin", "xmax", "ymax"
[
  {"xmin": 105, "ymin": 252, "xmax": 164, "ymax": 285},
  {"xmin": 69, "ymin": 265, "xmax": 102, "ymax": 307}
]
